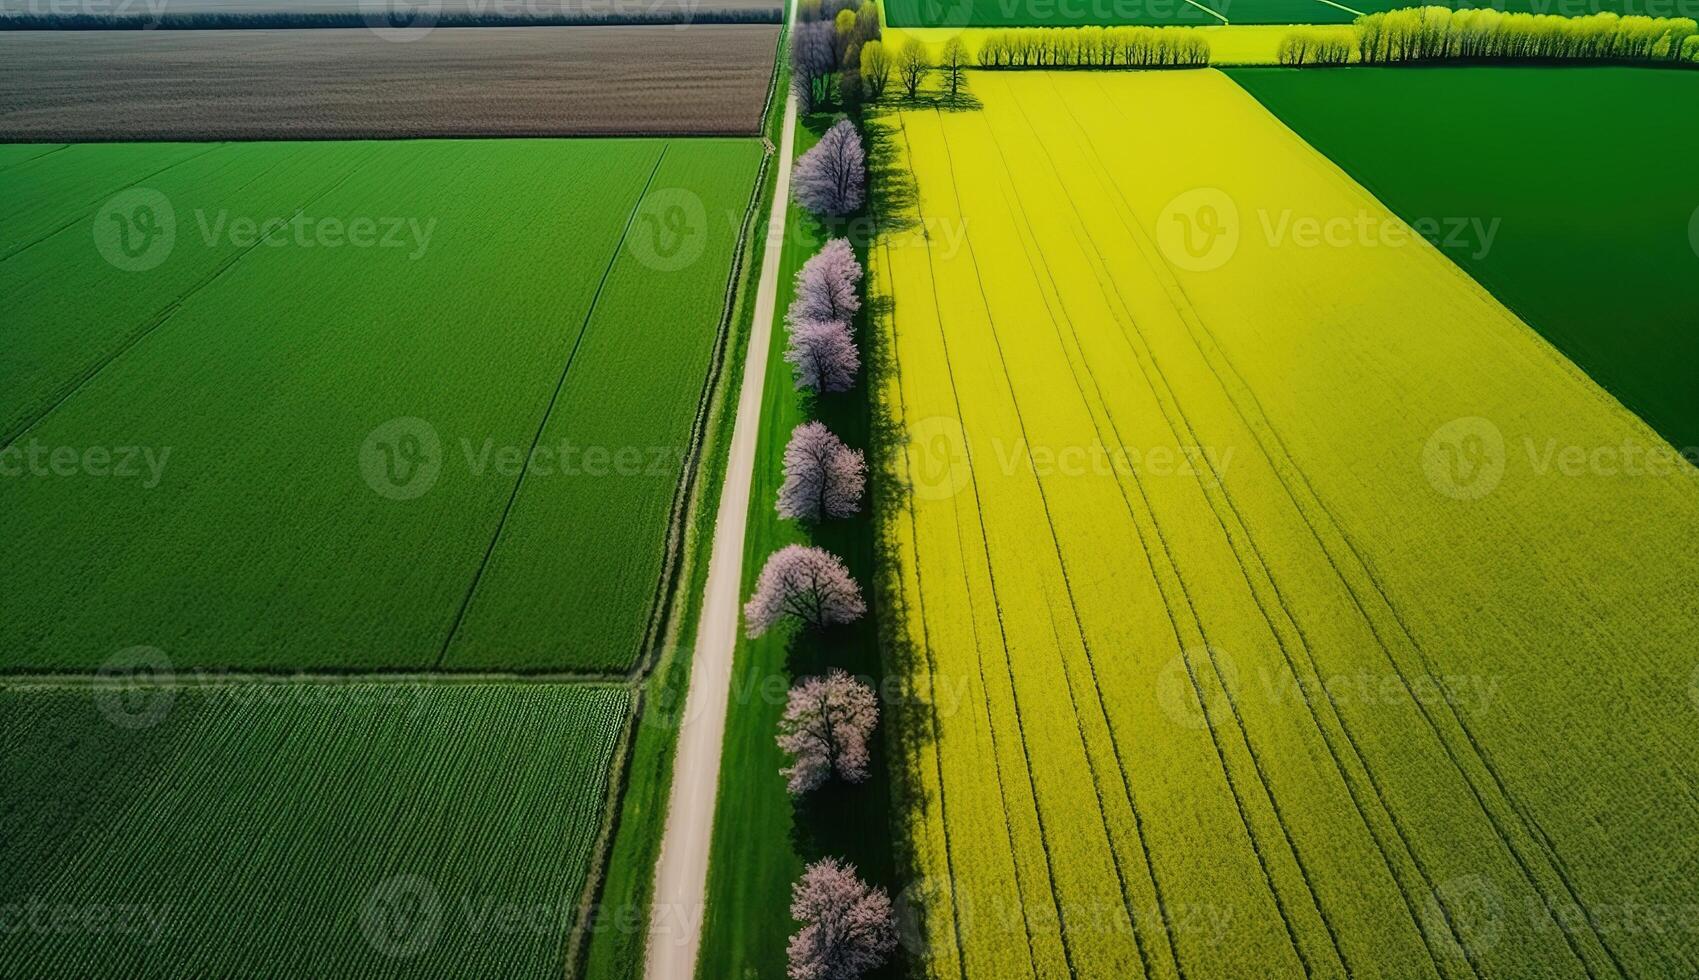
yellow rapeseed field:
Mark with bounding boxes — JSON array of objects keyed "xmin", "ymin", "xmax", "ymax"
[{"xmin": 874, "ymin": 70, "xmax": 1699, "ymax": 980}]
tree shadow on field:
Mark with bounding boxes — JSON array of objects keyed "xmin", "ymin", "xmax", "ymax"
[{"xmin": 773, "ymin": 128, "xmax": 952, "ymax": 974}]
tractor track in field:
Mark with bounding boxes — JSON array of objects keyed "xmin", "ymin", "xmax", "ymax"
[
  {"xmin": 890, "ymin": 116, "xmax": 1042, "ymax": 980},
  {"xmin": 1083, "ymin": 72, "xmax": 1625, "ymax": 979},
  {"xmin": 432, "ymin": 148, "xmax": 669, "ymax": 671},
  {"xmin": 0, "ymin": 144, "xmax": 383, "ymax": 452},
  {"xmin": 912, "ymin": 111, "xmax": 1073, "ymax": 980},
  {"xmin": 875, "ymin": 220, "xmax": 975, "ymax": 980},
  {"xmin": 944, "ymin": 105, "xmax": 1338, "ymax": 978}
]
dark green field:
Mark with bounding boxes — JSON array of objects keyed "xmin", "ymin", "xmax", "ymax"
[
  {"xmin": 1232, "ymin": 66, "xmax": 1699, "ymax": 453},
  {"xmin": 0, "ymin": 682, "xmax": 628, "ymax": 977}
]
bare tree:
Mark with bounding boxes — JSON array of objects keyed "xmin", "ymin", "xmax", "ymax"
[
  {"xmin": 788, "ymin": 858, "xmax": 898, "ymax": 980},
  {"xmin": 896, "ymin": 37, "xmax": 929, "ymax": 99},
  {"xmin": 778, "ymin": 669, "xmax": 879, "ymax": 794},
  {"xmin": 745, "ymin": 545, "xmax": 866, "ymax": 637},
  {"xmin": 858, "ymin": 40, "xmax": 891, "ymax": 100},
  {"xmin": 791, "ymin": 21, "xmax": 839, "ymax": 113},
  {"xmin": 788, "ymin": 238, "xmax": 862, "ymax": 325},
  {"xmin": 778, "ymin": 421, "xmax": 866, "ymax": 521},
  {"xmin": 786, "ymin": 319, "xmax": 860, "ymax": 394},
  {"xmin": 939, "ymin": 37, "xmax": 969, "ymax": 98},
  {"xmin": 792, "ymin": 119, "xmax": 865, "ymax": 218}
]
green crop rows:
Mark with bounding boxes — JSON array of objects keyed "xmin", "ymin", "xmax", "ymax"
[
  {"xmin": 0, "ymin": 138, "xmax": 761, "ymax": 674},
  {"xmin": 0, "ymin": 682, "xmax": 630, "ymax": 977}
]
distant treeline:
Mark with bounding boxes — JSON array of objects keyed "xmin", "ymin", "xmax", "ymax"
[
  {"xmin": 975, "ymin": 26, "xmax": 1210, "ymax": 68},
  {"xmin": 0, "ymin": 8, "xmax": 780, "ymax": 29},
  {"xmin": 1280, "ymin": 7, "xmax": 1698, "ymax": 65}
]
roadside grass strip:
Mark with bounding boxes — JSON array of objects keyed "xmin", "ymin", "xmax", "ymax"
[{"xmin": 873, "ymin": 70, "xmax": 1699, "ymax": 980}]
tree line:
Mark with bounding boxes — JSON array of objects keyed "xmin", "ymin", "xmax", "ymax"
[
  {"xmin": 976, "ymin": 25, "xmax": 1212, "ymax": 67},
  {"xmin": 0, "ymin": 9, "xmax": 780, "ymax": 29},
  {"xmin": 1280, "ymin": 7, "xmax": 1699, "ymax": 65},
  {"xmin": 744, "ymin": 92, "xmax": 899, "ymax": 977}
]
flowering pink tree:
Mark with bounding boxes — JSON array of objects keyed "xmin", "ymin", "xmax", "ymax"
[
  {"xmin": 786, "ymin": 319, "xmax": 859, "ymax": 394},
  {"xmin": 745, "ymin": 545, "xmax": 865, "ymax": 637},
  {"xmin": 788, "ymin": 858, "xmax": 898, "ymax": 980},
  {"xmin": 778, "ymin": 669, "xmax": 879, "ymax": 794},
  {"xmin": 788, "ymin": 238, "xmax": 862, "ymax": 326},
  {"xmin": 778, "ymin": 421, "xmax": 866, "ymax": 521},
  {"xmin": 792, "ymin": 119, "xmax": 866, "ymax": 218}
]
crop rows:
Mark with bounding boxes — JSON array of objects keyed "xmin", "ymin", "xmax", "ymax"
[
  {"xmin": 0, "ymin": 682, "xmax": 630, "ymax": 977},
  {"xmin": 0, "ymin": 138, "xmax": 762, "ymax": 673},
  {"xmin": 874, "ymin": 71, "xmax": 1699, "ymax": 979},
  {"xmin": 0, "ymin": 27, "xmax": 782, "ymax": 140}
]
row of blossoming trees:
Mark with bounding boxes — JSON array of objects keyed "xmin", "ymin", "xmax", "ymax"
[{"xmin": 743, "ymin": 87, "xmax": 899, "ymax": 978}]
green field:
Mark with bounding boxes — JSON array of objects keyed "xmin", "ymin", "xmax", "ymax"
[
  {"xmin": 1231, "ymin": 67, "xmax": 1699, "ymax": 454},
  {"xmin": 0, "ymin": 682, "xmax": 628, "ymax": 977},
  {"xmin": 0, "ymin": 138, "xmax": 762, "ymax": 673}
]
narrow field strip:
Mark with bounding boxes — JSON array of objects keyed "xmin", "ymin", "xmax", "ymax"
[
  {"xmin": 433, "ymin": 147, "xmax": 670, "ymax": 670},
  {"xmin": 875, "ymin": 69, "xmax": 1699, "ymax": 980},
  {"xmin": 0, "ymin": 683, "xmax": 631, "ymax": 977}
]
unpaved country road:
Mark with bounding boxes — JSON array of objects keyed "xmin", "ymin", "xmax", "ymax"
[{"xmin": 643, "ymin": 14, "xmax": 798, "ymax": 979}]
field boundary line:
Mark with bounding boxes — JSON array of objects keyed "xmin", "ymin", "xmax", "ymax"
[
  {"xmin": 1311, "ymin": 0, "xmax": 1367, "ymax": 17},
  {"xmin": 1088, "ymin": 72, "xmax": 1621, "ymax": 978},
  {"xmin": 0, "ymin": 142, "xmax": 67, "ymax": 173},
  {"xmin": 0, "ymin": 141, "xmax": 226, "ymax": 264},
  {"xmin": 0, "ymin": 144, "xmax": 380, "ymax": 452},
  {"xmin": 1183, "ymin": 0, "xmax": 1231, "ymax": 25},
  {"xmin": 897, "ymin": 109, "xmax": 1046, "ymax": 980},
  {"xmin": 1170, "ymin": 86, "xmax": 1628, "ymax": 977},
  {"xmin": 0, "ymin": 671, "xmax": 629, "ymax": 688},
  {"xmin": 431, "ymin": 148, "xmax": 668, "ymax": 671}
]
